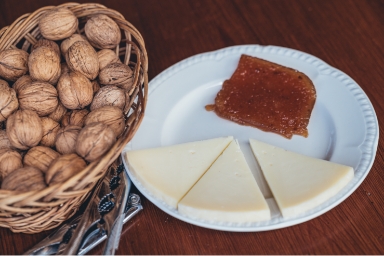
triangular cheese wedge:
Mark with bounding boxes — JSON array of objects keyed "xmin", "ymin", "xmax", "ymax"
[
  {"xmin": 178, "ymin": 140, "xmax": 270, "ymax": 223},
  {"xmin": 124, "ymin": 136, "xmax": 233, "ymax": 209},
  {"xmin": 249, "ymin": 139, "xmax": 354, "ymax": 218}
]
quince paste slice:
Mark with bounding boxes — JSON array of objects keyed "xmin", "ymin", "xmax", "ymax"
[{"xmin": 212, "ymin": 54, "xmax": 316, "ymax": 139}]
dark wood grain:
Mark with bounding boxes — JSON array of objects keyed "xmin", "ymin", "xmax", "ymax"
[{"xmin": 0, "ymin": 0, "xmax": 383, "ymax": 254}]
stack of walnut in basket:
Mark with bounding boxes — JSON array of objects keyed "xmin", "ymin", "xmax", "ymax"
[{"xmin": 0, "ymin": 8, "xmax": 133, "ymax": 192}]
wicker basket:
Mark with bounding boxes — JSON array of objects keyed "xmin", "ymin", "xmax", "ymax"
[{"xmin": 0, "ymin": 3, "xmax": 148, "ymax": 233}]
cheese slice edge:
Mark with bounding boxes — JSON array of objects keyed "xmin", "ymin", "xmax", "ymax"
[
  {"xmin": 178, "ymin": 140, "xmax": 271, "ymax": 223},
  {"xmin": 124, "ymin": 136, "xmax": 233, "ymax": 209},
  {"xmin": 249, "ymin": 139, "xmax": 354, "ymax": 218}
]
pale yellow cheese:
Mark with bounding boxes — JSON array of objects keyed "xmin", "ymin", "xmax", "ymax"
[
  {"xmin": 178, "ymin": 140, "xmax": 271, "ymax": 223},
  {"xmin": 249, "ymin": 139, "xmax": 354, "ymax": 218},
  {"xmin": 124, "ymin": 136, "xmax": 233, "ymax": 209}
]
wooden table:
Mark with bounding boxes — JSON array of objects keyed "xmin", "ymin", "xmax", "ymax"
[{"xmin": 1, "ymin": 0, "xmax": 383, "ymax": 254}]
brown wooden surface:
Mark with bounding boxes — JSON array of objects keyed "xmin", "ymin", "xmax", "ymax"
[{"xmin": 0, "ymin": 0, "xmax": 383, "ymax": 254}]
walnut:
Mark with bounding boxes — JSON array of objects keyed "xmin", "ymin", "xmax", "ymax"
[
  {"xmin": 38, "ymin": 7, "xmax": 78, "ymax": 41},
  {"xmin": 99, "ymin": 62, "xmax": 133, "ymax": 91},
  {"xmin": 13, "ymin": 75, "xmax": 32, "ymax": 95},
  {"xmin": 48, "ymin": 102, "xmax": 68, "ymax": 122},
  {"xmin": 0, "ymin": 148, "xmax": 23, "ymax": 182},
  {"xmin": 55, "ymin": 125, "xmax": 81, "ymax": 154},
  {"xmin": 6, "ymin": 109, "xmax": 43, "ymax": 150},
  {"xmin": 90, "ymin": 85, "xmax": 126, "ymax": 111},
  {"xmin": 61, "ymin": 112, "xmax": 70, "ymax": 127},
  {"xmin": 45, "ymin": 153, "xmax": 86, "ymax": 185},
  {"xmin": 32, "ymin": 38, "xmax": 60, "ymax": 56},
  {"xmin": 85, "ymin": 106, "xmax": 125, "ymax": 137},
  {"xmin": 18, "ymin": 81, "xmax": 58, "ymax": 116},
  {"xmin": 69, "ymin": 109, "xmax": 89, "ymax": 127},
  {"xmin": 0, "ymin": 79, "xmax": 19, "ymax": 122},
  {"xmin": 92, "ymin": 80, "xmax": 100, "ymax": 95},
  {"xmin": 28, "ymin": 46, "xmax": 61, "ymax": 84},
  {"xmin": 40, "ymin": 117, "xmax": 60, "ymax": 147},
  {"xmin": 76, "ymin": 122, "xmax": 115, "ymax": 162},
  {"xmin": 0, "ymin": 48, "xmax": 29, "ymax": 81},
  {"xmin": 97, "ymin": 49, "xmax": 121, "ymax": 70},
  {"xmin": 61, "ymin": 109, "xmax": 89, "ymax": 127},
  {"xmin": 23, "ymin": 146, "xmax": 60, "ymax": 173},
  {"xmin": 57, "ymin": 71, "xmax": 93, "ymax": 110},
  {"xmin": 1, "ymin": 166, "xmax": 46, "ymax": 192},
  {"xmin": 85, "ymin": 14, "xmax": 121, "ymax": 49},
  {"xmin": 60, "ymin": 33, "xmax": 88, "ymax": 57},
  {"xmin": 0, "ymin": 130, "xmax": 13, "ymax": 150},
  {"xmin": 66, "ymin": 41, "xmax": 99, "ymax": 80}
]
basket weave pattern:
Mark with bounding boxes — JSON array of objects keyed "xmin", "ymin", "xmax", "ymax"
[{"xmin": 0, "ymin": 3, "xmax": 148, "ymax": 233}]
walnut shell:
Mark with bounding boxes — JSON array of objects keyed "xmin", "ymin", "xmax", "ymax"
[
  {"xmin": 85, "ymin": 106, "xmax": 125, "ymax": 137},
  {"xmin": 46, "ymin": 153, "xmax": 86, "ymax": 185},
  {"xmin": 32, "ymin": 38, "xmax": 60, "ymax": 56},
  {"xmin": 76, "ymin": 122, "xmax": 116, "ymax": 162},
  {"xmin": 61, "ymin": 33, "xmax": 88, "ymax": 57},
  {"xmin": 1, "ymin": 166, "xmax": 46, "ymax": 192},
  {"xmin": 38, "ymin": 7, "xmax": 78, "ymax": 40},
  {"xmin": 13, "ymin": 75, "xmax": 32, "ymax": 95},
  {"xmin": 28, "ymin": 46, "xmax": 61, "ymax": 84},
  {"xmin": 92, "ymin": 80, "xmax": 100, "ymax": 95},
  {"xmin": 61, "ymin": 109, "xmax": 89, "ymax": 127},
  {"xmin": 61, "ymin": 112, "xmax": 70, "ymax": 127},
  {"xmin": 0, "ymin": 48, "xmax": 29, "ymax": 81},
  {"xmin": 48, "ymin": 102, "xmax": 68, "ymax": 122},
  {"xmin": 0, "ymin": 148, "xmax": 23, "ymax": 181},
  {"xmin": 70, "ymin": 109, "xmax": 89, "ymax": 127},
  {"xmin": 55, "ymin": 125, "xmax": 81, "ymax": 154},
  {"xmin": 40, "ymin": 117, "xmax": 60, "ymax": 147},
  {"xmin": 97, "ymin": 49, "xmax": 121, "ymax": 70},
  {"xmin": 99, "ymin": 62, "xmax": 133, "ymax": 91},
  {"xmin": 23, "ymin": 146, "xmax": 60, "ymax": 173},
  {"xmin": 0, "ymin": 130, "xmax": 13, "ymax": 150},
  {"xmin": 57, "ymin": 71, "xmax": 93, "ymax": 110},
  {"xmin": 18, "ymin": 81, "xmax": 58, "ymax": 116},
  {"xmin": 6, "ymin": 109, "xmax": 43, "ymax": 150},
  {"xmin": 0, "ymin": 79, "xmax": 19, "ymax": 122},
  {"xmin": 90, "ymin": 85, "xmax": 126, "ymax": 111},
  {"xmin": 66, "ymin": 41, "xmax": 99, "ymax": 80},
  {"xmin": 85, "ymin": 14, "xmax": 121, "ymax": 49}
]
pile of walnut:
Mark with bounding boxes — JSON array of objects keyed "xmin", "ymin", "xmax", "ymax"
[{"xmin": 0, "ymin": 8, "xmax": 132, "ymax": 193}]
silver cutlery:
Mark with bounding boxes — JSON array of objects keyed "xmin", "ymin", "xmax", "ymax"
[
  {"xmin": 101, "ymin": 169, "xmax": 130, "ymax": 255},
  {"xmin": 78, "ymin": 193, "xmax": 142, "ymax": 255},
  {"xmin": 24, "ymin": 163, "xmax": 143, "ymax": 255},
  {"xmin": 61, "ymin": 174, "xmax": 106, "ymax": 255},
  {"xmin": 22, "ymin": 215, "xmax": 83, "ymax": 255}
]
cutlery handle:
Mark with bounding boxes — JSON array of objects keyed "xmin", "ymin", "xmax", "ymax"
[
  {"xmin": 102, "ymin": 214, "xmax": 125, "ymax": 255},
  {"xmin": 78, "ymin": 194, "xmax": 143, "ymax": 255},
  {"xmin": 60, "ymin": 178, "xmax": 104, "ymax": 255}
]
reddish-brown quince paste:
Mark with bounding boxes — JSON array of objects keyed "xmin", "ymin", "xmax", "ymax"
[{"xmin": 209, "ymin": 54, "xmax": 316, "ymax": 139}]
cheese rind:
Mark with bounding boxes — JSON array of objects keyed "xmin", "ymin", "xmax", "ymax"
[
  {"xmin": 249, "ymin": 139, "xmax": 354, "ymax": 218},
  {"xmin": 124, "ymin": 136, "xmax": 233, "ymax": 209},
  {"xmin": 178, "ymin": 140, "xmax": 271, "ymax": 223}
]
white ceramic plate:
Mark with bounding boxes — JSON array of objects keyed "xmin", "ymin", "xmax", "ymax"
[{"xmin": 122, "ymin": 45, "xmax": 379, "ymax": 231}]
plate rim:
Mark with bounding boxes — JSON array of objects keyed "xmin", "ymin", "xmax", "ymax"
[{"xmin": 122, "ymin": 44, "xmax": 379, "ymax": 232}]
